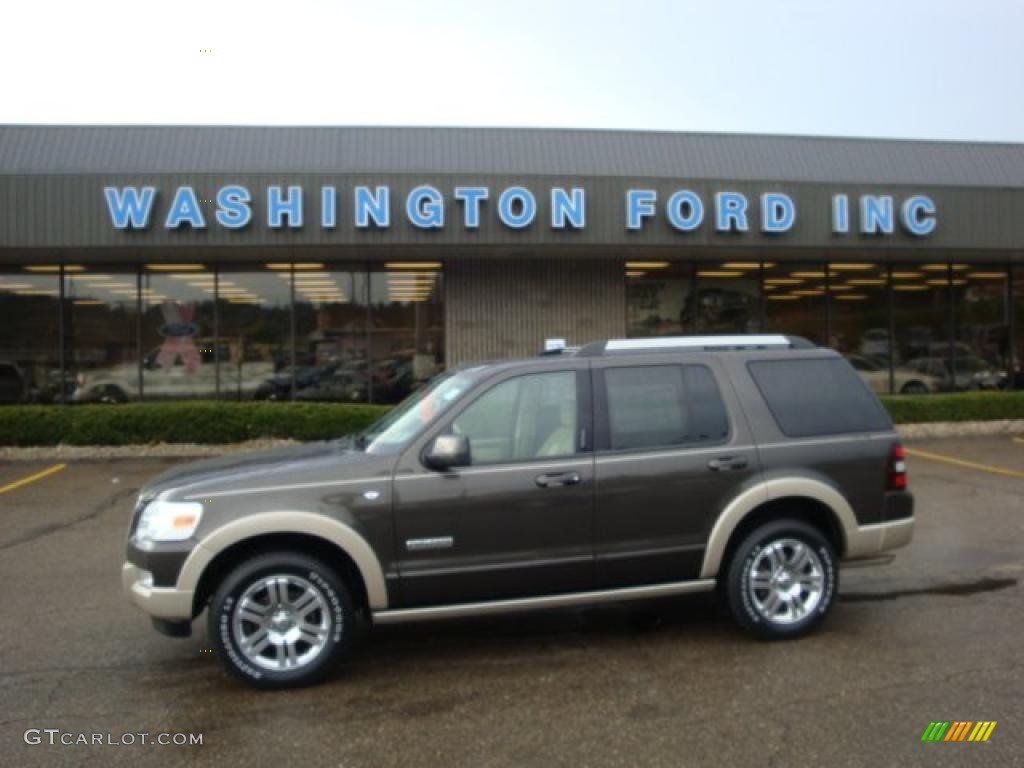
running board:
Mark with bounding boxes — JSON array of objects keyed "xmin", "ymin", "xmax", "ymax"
[{"xmin": 373, "ymin": 579, "xmax": 717, "ymax": 625}]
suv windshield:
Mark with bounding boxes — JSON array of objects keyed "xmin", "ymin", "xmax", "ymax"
[{"xmin": 359, "ymin": 368, "xmax": 484, "ymax": 454}]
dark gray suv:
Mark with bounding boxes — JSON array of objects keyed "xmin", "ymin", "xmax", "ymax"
[{"xmin": 122, "ymin": 334, "xmax": 914, "ymax": 688}]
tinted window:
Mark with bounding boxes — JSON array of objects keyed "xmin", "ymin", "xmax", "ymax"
[
  {"xmin": 747, "ymin": 357, "xmax": 892, "ymax": 437},
  {"xmin": 604, "ymin": 365, "xmax": 729, "ymax": 450},
  {"xmin": 451, "ymin": 371, "xmax": 577, "ymax": 464}
]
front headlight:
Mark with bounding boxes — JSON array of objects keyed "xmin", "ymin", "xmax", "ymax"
[{"xmin": 134, "ymin": 500, "xmax": 203, "ymax": 548}]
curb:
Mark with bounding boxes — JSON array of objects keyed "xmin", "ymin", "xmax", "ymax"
[{"xmin": 1, "ymin": 421, "xmax": 1022, "ymax": 461}]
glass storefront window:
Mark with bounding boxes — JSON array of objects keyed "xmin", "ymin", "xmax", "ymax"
[
  {"xmin": 1015, "ymin": 266, "xmax": 1024, "ymax": 390},
  {"xmin": 0, "ymin": 267, "xmax": 61, "ymax": 403},
  {"xmin": 625, "ymin": 261, "xmax": 693, "ymax": 337},
  {"xmin": 690, "ymin": 263, "xmax": 760, "ymax": 333},
  {"xmin": 762, "ymin": 261, "xmax": 826, "ymax": 344},
  {"xmin": 891, "ymin": 263, "xmax": 952, "ymax": 394},
  {"xmin": 369, "ymin": 263, "xmax": 445, "ymax": 404},
  {"xmin": 293, "ymin": 265, "xmax": 371, "ymax": 402},
  {"xmin": 65, "ymin": 266, "xmax": 140, "ymax": 403},
  {"xmin": 954, "ymin": 266, "xmax": 1010, "ymax": 391},
  {"xmin": 828, "ymin": 262, "xmax": 893, "ymax": 394},
  {"xmin": 139, "ymin": 265, "xmax": 217, "ymax": 400},
  {"xmin": 218, "ymin": 266, "xmax": 292, "ymax": 400}
]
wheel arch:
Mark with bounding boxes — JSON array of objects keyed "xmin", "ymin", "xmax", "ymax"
[
  {"xmin": 178, "ymin": 511, "xmax": 389, "ymax": 617},
  {"xmin": 700, "ymin": 478, "xmax": 856, "ymax": 579}
]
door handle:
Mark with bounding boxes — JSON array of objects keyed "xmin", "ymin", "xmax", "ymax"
[
  {"xmin": 535, "ymin": 471, "xmax": 581, "ymax": 488},
  {"xmin": 707, "ymin": 456, "xmax": 749, "ymax": 472}
]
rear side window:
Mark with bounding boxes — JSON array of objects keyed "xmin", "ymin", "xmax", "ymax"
[
  {"xmin": 603, "ymin": 364, "xmax": 729, "ymax": 450},
  {"xmin": 747, "ymin": 357, "xmax": 891, "ymax": 437}
]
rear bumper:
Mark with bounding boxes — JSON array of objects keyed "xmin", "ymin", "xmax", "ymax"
[
  {"xmin": 845, "ymin": 516, "xmax": 914, "ymax": 560},
  {"xmin": 121, "ymin": 561, "xmax": 194, "ymax": 621}
]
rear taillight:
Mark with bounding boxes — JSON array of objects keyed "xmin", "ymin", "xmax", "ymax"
[{"xmin": 888, "ymin": 443, "xmax": 907, "ymax": 490}]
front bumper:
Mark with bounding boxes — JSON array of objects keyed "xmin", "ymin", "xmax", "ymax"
[{"xmin": 121, "ymin": 562, "xmax": 194, "ymax": 621}]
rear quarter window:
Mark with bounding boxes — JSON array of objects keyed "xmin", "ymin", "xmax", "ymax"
[{"xmin": 747, "ymin": 357, "xmax": 892, "ymax": 438}]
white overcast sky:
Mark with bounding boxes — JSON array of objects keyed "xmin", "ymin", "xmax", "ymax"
[{"xmin": 1, "ymin": 0, "xmax": 1021, "ymax": 141}]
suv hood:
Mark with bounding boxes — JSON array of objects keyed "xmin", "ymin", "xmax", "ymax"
[{"xmin": 139, "ymin": 440, "xmax": 392, "ymax": 500}]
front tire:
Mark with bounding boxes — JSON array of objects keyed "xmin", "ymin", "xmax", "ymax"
[
  {"xmin": 208, "ymin": 551, "xmax": 354, "ymax": 688},
  {"xmin": 724, "ymin": 520, "xmax": 837, "ymax": 640}
]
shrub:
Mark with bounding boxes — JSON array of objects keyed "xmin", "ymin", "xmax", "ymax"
[
  {"xmin": 0, "ymin": 401, "xmax": 391, "ymax": 446},
  {"xmin": 880, "ymin": 392, "xmax": 1024, "ymax": 424}
]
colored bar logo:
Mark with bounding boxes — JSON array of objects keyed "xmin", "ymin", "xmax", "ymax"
[{"xmin": 921, "ymin": 721, "xmax": 997, "ymax": 742}]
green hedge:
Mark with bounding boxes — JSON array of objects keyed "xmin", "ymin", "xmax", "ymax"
[
  {"xmin": 0, "ymin": 401, "xmax": 390, "ymax": 446},
  {"xmin": 0, "ymin": 394, "xmax": 1022, "ymax": 446},
  {"xmin": 880, "ymin": 392, "xmax": 1024, "ymax": 424}
]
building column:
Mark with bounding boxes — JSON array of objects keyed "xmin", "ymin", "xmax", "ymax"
[{"xmin": 444, "ymin": 256, "xmax": 626, "ymax": 365}]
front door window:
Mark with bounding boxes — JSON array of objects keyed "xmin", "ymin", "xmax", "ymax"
[{"xmin": 451, "ymin": 371, "xmax": 578, "ymax": 464}]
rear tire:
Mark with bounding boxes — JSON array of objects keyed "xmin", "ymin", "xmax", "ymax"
[
  {"xmin": 208, "ymin": 551, "xmax": 355, "ymax": 689},
  {"xmin": 724, "ymin": 520, "xmax": 837, "ymax": 640}
]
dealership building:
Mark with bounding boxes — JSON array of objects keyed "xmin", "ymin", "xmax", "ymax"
[{"xmin": 0, "ymin": 125, "xmax": 1021, "ymax": 404}]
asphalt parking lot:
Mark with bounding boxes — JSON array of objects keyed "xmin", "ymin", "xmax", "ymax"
[{"xmin": 1, "ymin": 438, "xmax": 1022, "ymax": 767}]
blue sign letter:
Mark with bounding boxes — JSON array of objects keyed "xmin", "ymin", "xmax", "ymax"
[
  {"xmin": 860, "ymin": 195, "xmax": 894, "ymax": 234},
  {"xmin": 105, "ymin": 186, "xmax": 156, "ymax": 229},
  {"xmin": 321, "ymin": 186, "xmax": 337, "ymax": 229},
  {"xmin": 498, "ymin": 187, "xmax": 536, "ymax": 229},
  {"xmin": 454, "ymin": 187, "xmax": 488, "ymax": 228},
  {"xmin": 900, "ymin": 195, "xmax": 936, "ymax": 236},
  {"xmin": 354, "ymin": 186, "xmax": 390, "ymax": 228},
  {"xmin": 268, "ymin": 185, "xmax": 303, "ymax": 228},
  {"xmin": 406, "ymin": 185, "xmax": 445, "ymax": 229},
  {"xmin": 715, "ymin": 192, "xmax": 749, "ymax": 232},
  {"xmin": 551, "ymin": 188, "xmax": 585, "ymax": 229},
  {"xmin": 761, "ymin": 192, "xmax": 795, "ymax": 233},
  {"xmin": 666, "ymin": 190, "xmax": 703, "ymax": 231},
  {"xmin": 832, "ymin": 194, "xmax": 849, "ymax": 234},
  {"xmin": 626, "ymin": 190, "xmax": 657, "ymax": 230},
  {"xmin": 215, "ymin": 185, "xmax": 251, "ymax": 229},
  {"xmin": 165, "ymin": 186, "xmax": 206, "ymax": 229}
]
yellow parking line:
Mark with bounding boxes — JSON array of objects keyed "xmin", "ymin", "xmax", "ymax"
[
  {"xmin": 904, "ymin": 448, "xmax": 1024, "ymax": 479},
  {"xmin": 1014, "ymin": 437, "xmax": 1024, "ymax": 445},
  {"xmin": 0, "ymin": 463, "xmax": 67, "ymax": 495}
]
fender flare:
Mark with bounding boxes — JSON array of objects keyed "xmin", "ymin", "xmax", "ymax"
[
  {"xmin": 699, "ymin": 477, "xmax": 861, "ymax": 579},
  {"xmin": 176, "ymin": 511, "xmax": 389, "ymax": 610}
]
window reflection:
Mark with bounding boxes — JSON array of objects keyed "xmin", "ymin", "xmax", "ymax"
[
  {"xmin": 369, "ymin": 263, "xmax": 445, "ymax": 404},
  {"xmin": 1015, "ymin": 267, "xmax": 1024, "ymax": 390},
  {"xmin": 0, "ymin": 268, "xmax": 61, "ymax": 403},
  {"xmin": 763, "ymin": 261, "xmax": 825, "ymax": 344},
  {"xmin": 293, "ymin": 267, "xmax": 370, "ymax": 403},
  {"xmin": 891, "ymin": 264, "xmax": 953, "ymax": 394},
  {"xmin": 625, "ymin": 261, "xmax": 691, "ymax": 336},
  {"xmin": 66, "ymin": 267, "xmax": 139, "ymax": 403},
  {"xmin": 218, "ymin": 266, "xmax": 291, "ymax": 400},
  {"xmin": 139, "ymin": 265, "xmax": 217, "ymax": 400},
  {"xmin": 954, "ymin": 267, "xmax": 1010, "ymax": 391},
  {"xmin": 690, "ymin": 264, "xmax": 760, "ymax": 333},
  {"xmin": 828, "ymin": 262, "xmax": 894, "ymax": 394}
]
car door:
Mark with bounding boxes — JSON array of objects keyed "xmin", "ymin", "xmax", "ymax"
[
  {"xmin": 391, "ymin": 362, "xmax": 594, "ymax": 608},
  {"xmin": 591, "ymin": 355, "xmax": 760, "ymax": 588}
]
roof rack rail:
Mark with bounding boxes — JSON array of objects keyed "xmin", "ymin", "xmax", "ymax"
[{"xmin": 575, "ymin": 334, "xmax": 814, "ymax": 356}]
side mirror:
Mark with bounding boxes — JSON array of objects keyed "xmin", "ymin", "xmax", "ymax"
[{"xmin": 424, "ymin": 434, "xmax": 471, "ymax": 471}]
